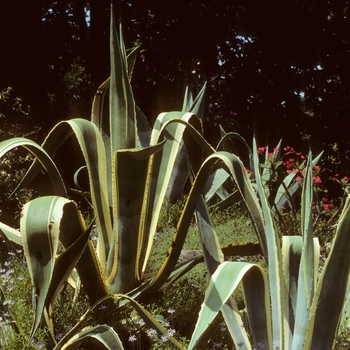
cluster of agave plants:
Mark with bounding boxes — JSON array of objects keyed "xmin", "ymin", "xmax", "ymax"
[{"xmin": 1, "ymin": 6, "xmax": 350, "ymax": 350}]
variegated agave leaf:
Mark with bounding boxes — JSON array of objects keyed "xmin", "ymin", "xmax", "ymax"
[{"xmin": 188, "ymin": 262, "xmax": 271, "ymax": 350}]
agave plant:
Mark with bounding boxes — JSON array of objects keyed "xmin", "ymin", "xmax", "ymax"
[
  {"xmin": 0, "ymin": 5, "xmax": 269, "ymax": 349},
  {"xmin": 189, "ymin": 140, "xmax": 350, "ymax": 350}
]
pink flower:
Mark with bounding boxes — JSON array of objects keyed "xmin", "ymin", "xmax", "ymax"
[
  {"xmin": 324, "ymin": 203, "xmax": 333, "ymax": 212},
  {"xmin": 313, "ymin": 176, "xmax": 322, "ymax": 184},
  {"xmin": 295, "ymin": 176, "xmax": 303, "ymax": 182},
  {"xmin": 273, "ymin": 148, "xmax": 279, "ymax": 152},
  {"xmin": 258, "ymin": 147, "xmax": 266, "ymax": 154}
]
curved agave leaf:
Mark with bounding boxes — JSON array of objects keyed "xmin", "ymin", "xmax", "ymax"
[
  {"xmin": 216, "ymin": 128, "xmax": 253, "ymax": 161},
  {"xmin": 188, "ymin": 261, "xmax": 271, "ymax": 350},
  {"xmin": 60, "ymin": 119, "xmax": 112, "ymax": 272},
  {"xmin": 57, "ymin": 325, "xmax": 124, "ymax": 350},
  {"xmin": 0, "ymin": 137, "xmax": 66, "ymax": 197},
  {"xmin": 0, "ymin": 221, "xmax": 22, "ymax": 247},
  {"xmin": 21, "ymin": 196, "xmax": 109, "ymax": 345},
  {"xmin": 143, "ymin": 150, "xmax": 267, "ymax": 299},
  {"xmin": 208, "ymin": 129, "xmax": 254, "ymax": 208},
  {"xmin": 139, "ymin": 113, "xmax": 206, "ymax": 276},
  {"xmin": 16, "ymin": 119, "xmax": 112, "ymax": 272}
]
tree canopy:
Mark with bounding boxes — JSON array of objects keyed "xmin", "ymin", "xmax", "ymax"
[{"xmin": 1, "ymin": 1, "xmax": 350, "ymax": 175}]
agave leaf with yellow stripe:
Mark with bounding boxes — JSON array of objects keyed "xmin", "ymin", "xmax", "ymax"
[{"xmin": 0, "ymin": 137, "xmax": 66, "ymax": 198}]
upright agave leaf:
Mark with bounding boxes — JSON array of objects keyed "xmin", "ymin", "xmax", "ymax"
[
  {"xmin": 305, "ymin": 195, "xmax": 350, "ymax": 349},
  {"xmin": 107, "ymin": 142, "xmax": 165, "ymax": 293},
  {"xmin": 109, "ymin": 4, "xmax": 137, "ymax": 152},
  {"xmin": 253, "ymin": 138, "xmax": 285, "ymax": 349},
  {"xmin": 291, "ymin": 152, "xmax": 316, "ymax": 349}
]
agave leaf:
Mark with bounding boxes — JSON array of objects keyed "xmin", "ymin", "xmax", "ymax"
[
  {"xmin": 0, "ymin": 221, "xmax": 22, "ymax": 247},
  {"xmin": 306, "ymin": 195, "xmax": 350, "ymax": 349},
  {"xmin": 216, "ymin": 129, "xmax": 253, "ymax": 161},
  {"xmin": 221, "ymin": 241, "xmax": 261, "ymax": 256},
  {"xmin": 188, "ymin": 261, "xmax": 271, "ymax": 350},
  {"xmin": 139, "ymin": 113, "xmax": 205, "ymax": 277},
  {"xmin": 291, "ymin": 152, "xmax": 317, "ymax": 349},
  {"xmin": 109, "ymin": 4, "xmax": 137, "ymax": 152},
  {"xmin": 253, "ymin": 138, "xmax": 284, "ymax": 349},
  {"xmin": 56, "ymin": 325, "xmax": 124, "ymax": 350},
  {"xmin": 9, "ymin": 119, "xmax": 112, "ymax": 271},
  {"xmin": 143, "ymin": 150, "xmax": 266, "ymax": 299},
  {"xmin": 195, "ymin": 192, "xmax": 252, "ymax": 347},
  {"xmin": 204, "ymin": 167, "xmax": 230, "ymax": 202},
  {"xmin": 58, "ymin": 200, "xmax": 109, "ymax": 304},
  {"xmin": 118, "ymin": 21, "xmax": 140, "ymax": 81},
  {"xmin": 274, "ymin": 151, "xmax": 323, "ymax": 211},
  {"xmin": 182, "ymin": 82, "xmax": 207, "ymax": 119},
  {"xmin": 46, "ymin": 209, "xmax": 95, "ymax": 313},
  {"xmin": 0, "ymin": 137, "xmax": 67, "ymax": 197},
  {"xmin": 281, "ymin": 236, "xmax": 319, "ymax": 348},
  {"xmin": 20, "ymin": 196, "xmax": 70, "ymax": 343},
  {"xmin": 339, "ymin": 277, "xmax": 350, "ymax": 331},
  {"xmin": 212, "ymin": 129, "xmax": 254, "ymax": 207},
  {"xmin": 107, "ymin": 142, "xmax": 165, "ymax": 293},
  {"xmin": 65, "ymin": 119, "xmax": 112, "ymax": 271},
  {"xmin": 152, "ymin": 241, "xmax": 263, "ymax": 293},
  {"xmin": 274, "ymin": 174, "xmax": 301, "ymax": 211},
  {"xmin": 195, "ymin": 195, "xmax": 223, "ymax": 275},
  {"xmin": 181, "ymin": 86, "xmax": 193, "ymax": 112},
  {"xmin": 157, "ymin": 255, "xmax": 204, "ymax": 291},
  {"xmin": 21, "ymin": 195, "xmax": 110, "ymax": 345}
]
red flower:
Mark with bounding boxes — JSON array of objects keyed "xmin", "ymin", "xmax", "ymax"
[
  {"xmin": 313, "ymin": 176, "xmax": 322, "ymax": 184},
  {"xmin": 324, "ymin": 203, "xmax": 333, "ymax": 212},
  {"xmin": 295, "ymin": 176, "xmax": 303, "ymax": 182}
]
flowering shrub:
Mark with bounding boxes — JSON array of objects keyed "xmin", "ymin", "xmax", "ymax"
[{"xmin": 255, "ymin": 143, "xmax": 329, "ymax": 213}]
